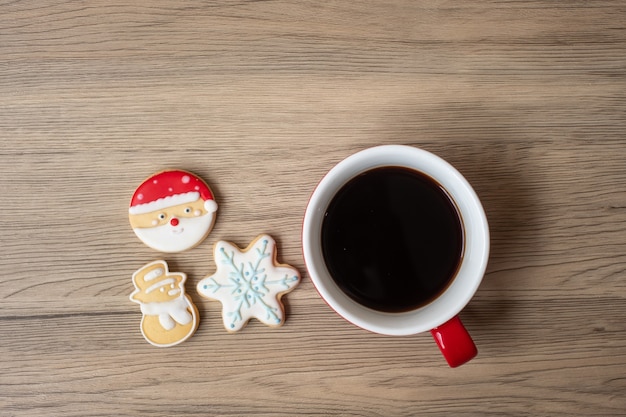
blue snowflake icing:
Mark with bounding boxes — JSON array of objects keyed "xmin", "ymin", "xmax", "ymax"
[{"xmin": 202, "ymin": 239, "xmax": 298, "ymax": 329}]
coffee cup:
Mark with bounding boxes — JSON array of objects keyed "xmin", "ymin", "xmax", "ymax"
[{"xmin": 302, "ymin": 145, "xmax": 489, "ymax": 367}]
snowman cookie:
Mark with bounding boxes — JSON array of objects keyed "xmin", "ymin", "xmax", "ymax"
[
  {"xmin": 197, "ymin": 234, "xmax": 300, "ymax": 332},
  {"xmin": 129, "ymin": 170, "xmax": 218, "ymax": 252},
  {"xmin": 130, "ymin": 260, "xmax": 199, "ymax": 347}
]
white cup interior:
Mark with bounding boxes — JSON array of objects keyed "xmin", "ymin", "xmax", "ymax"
[{"xmin": 302, "ymin": 145, "xmax": 490, "ymax": 336}]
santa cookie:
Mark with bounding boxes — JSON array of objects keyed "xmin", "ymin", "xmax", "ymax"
[
  {"xmin": 130, "ymin": 260, "xmax": 199, "ymax": 347},
  {"xmin": 197, "ymin": 234, "xmax": 300, "ymax": 332},
  {"xmin": 129, "ymin": 170, "xmax": 218, "ymax": 252}
]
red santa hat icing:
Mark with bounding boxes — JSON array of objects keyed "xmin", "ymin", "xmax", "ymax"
[{"xmin": 130, "ymin": 170, "xmax": 215, "ymax": 215}]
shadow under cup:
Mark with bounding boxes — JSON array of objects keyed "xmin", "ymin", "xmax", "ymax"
[{"xmin": 302, "ymin": 145, "xmax": 489, "ymax": 366}]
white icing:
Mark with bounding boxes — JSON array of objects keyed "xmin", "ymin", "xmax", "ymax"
[
  {"xmin": 140, "ymin": 297, "xmax": 193, "ymax": 329},
  {"xmin": 129, "ymin": 191, "xmax": 201, "ymax": 215},
  {"xmin": 144, "ymin": 267, "xmax": 164, "ymax": 282},
  {"xmin": 204, "ymin": 199, "xmax": 218, "ymax": 213},
  {"xmin": 168, "ymin": 302, "xmax": 193, "ymax": 325},
  {"xmin": 159, "ymin": 313, "xmax": 175, "ymax": 330},
  {"xmin": 145, "ymin": 277, "xmax": 176, "ymax": 294},
  {"xmin": 132, "ymin": 212, "xmax": 216, "ymax": 253},
  {"xmin": 197, "ymin": 234, "xmax": 300, "ymax": 332},
  {"xmin": 168, "ymin": 288, "xmax": 181, "ymax": 296}
]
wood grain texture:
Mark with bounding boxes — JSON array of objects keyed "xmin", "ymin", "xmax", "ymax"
[{"xmin": 1, "ymin": 1, "xmax": 625, "ymax": 416}]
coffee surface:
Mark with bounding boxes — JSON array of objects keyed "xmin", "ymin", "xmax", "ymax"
[{"xmin": 321, "ymin": 166, "xmax": 464, "ymax": 312}]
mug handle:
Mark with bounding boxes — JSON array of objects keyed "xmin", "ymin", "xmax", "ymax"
[{"xmin": 430, "ymin": 315, "xmax": 478, "ymax": 367}]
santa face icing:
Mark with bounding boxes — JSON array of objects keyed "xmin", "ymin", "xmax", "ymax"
[
  {"xmin": 129, "ymin": 170, "xmax": 218, "ymax": 252},
  {"xmin": 130, "ymin": 260, "xmax": 199, "ymax": 347}
]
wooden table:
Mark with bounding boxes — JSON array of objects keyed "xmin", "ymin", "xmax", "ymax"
[{"xmin": 2, "ymin": 1, "xmax": 625, "ymax": 416}]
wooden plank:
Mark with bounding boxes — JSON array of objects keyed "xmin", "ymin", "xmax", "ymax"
[{"xmin": 1, "ymin": 1, "xmax": 625, "ymax": 415}]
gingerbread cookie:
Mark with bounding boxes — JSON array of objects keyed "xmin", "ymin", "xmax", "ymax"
[
  {"xmin": 129, "ymin": 170, "xmax": 218, "ymax": 253},
  {"xmin": 130, "ymin": 260, "xmax": 199, "ymax": 347},
  {"xmin": 197, "ymin": 234, "xmax": 300, "ymax": 332}
]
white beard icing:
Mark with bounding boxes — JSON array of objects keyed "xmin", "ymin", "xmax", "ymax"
[{"xmin": 133, "ymin": 213, "xmax": 215, "ymax": 252}]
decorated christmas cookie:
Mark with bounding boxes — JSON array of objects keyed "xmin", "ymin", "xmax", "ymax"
[
  {"xmin": 197, "ymin": 234, "xmax": 300, "ymax": 332},
  {"xmin": 130, "ymin": 260, "xmax": 199, "ymax": 347},
  {"xmin": 129, "ymin": 170, "xmax": 218, "ymax": 252}
]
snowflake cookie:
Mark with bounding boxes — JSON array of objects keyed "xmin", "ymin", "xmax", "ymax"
[
  {"xmin": 197, "ymin": 234, "xmax": 300, "ymax": 332},
  {"xmin": 130, "ymin": 260, "xmax": 199, "ymax": 347}
]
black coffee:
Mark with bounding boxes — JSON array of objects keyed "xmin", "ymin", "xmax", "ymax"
[{"xmin": 321, "ymin": 166, "xmax": 464, "ymax": 313}]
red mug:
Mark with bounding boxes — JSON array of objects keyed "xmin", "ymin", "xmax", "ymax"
[{"xmin": 302, "ymin": 145, "xmax": 489, "ymax": 367}]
